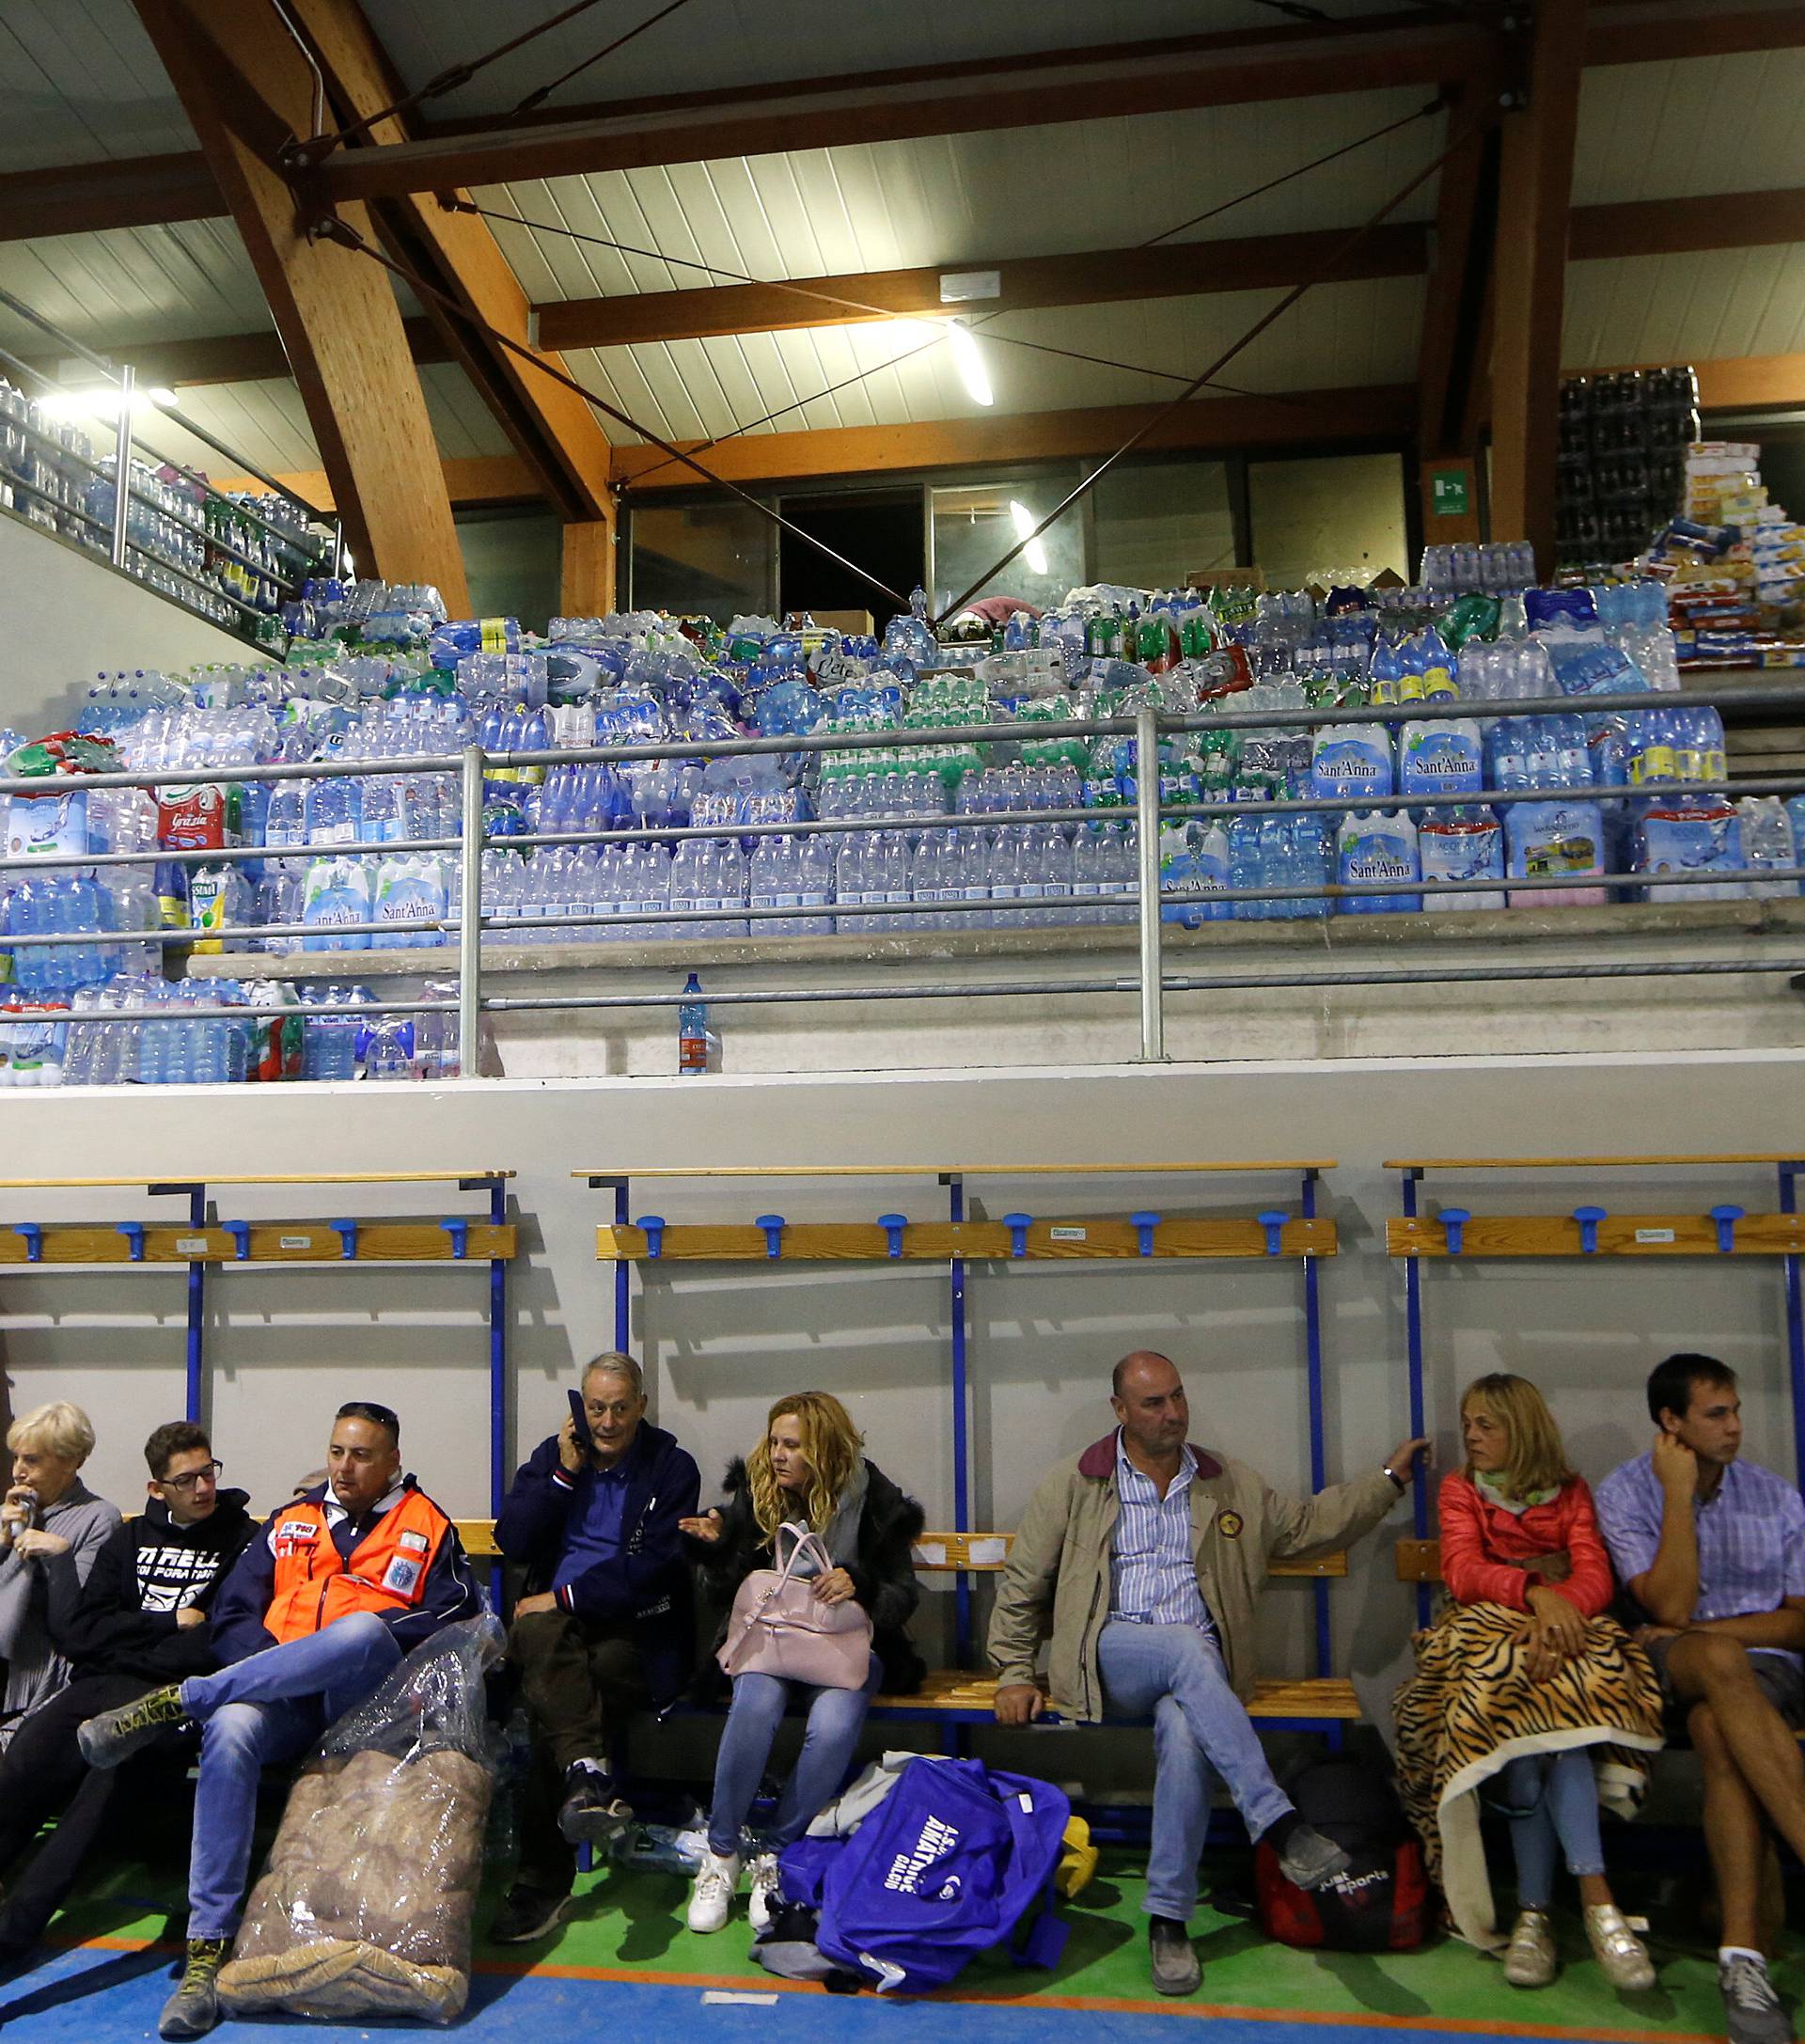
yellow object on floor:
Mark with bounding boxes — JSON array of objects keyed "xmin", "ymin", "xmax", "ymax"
[{"xmin": 1056, "ymin": 1815, "xmax": 1098, "ymax": 1899}]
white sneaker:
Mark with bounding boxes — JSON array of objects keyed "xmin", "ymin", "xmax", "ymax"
[
  {"xmin": 686, "ymin": 1848, "xmax": 741, "ymax": 1934},
  {"xmin": 747, "ymin": 1852, "xmax": 781, "ymax": 1934}
]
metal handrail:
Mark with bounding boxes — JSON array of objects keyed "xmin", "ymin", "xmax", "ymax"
[
  {"xmin": 5, "ymin": 680, "xmax": 1805, "ymax": 1077},
  {"xmin": 0, "ymin": 284, "xmax": 339, "ymax": 642}
]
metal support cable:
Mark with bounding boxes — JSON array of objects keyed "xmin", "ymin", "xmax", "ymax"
[
  {"xmin": 287, "ymin": 0, "xmax": 617, "ymax": 159},
  {"xmin": 510, "ymin": 0, "xmax": 698, "ymax": 116},
  {"xmin": 440, "ymin": 80, "xmax": 1450, "ymax": 486},
  {"xmin": 310, "ymin": 215, "xmax": 911, "ymax": 611},
  {"xmin": 933, "ymin": 100, "xmax": 1499, "ymax": 622},
  {"xmin": 1139, "ymin": 93, "xmax": 1446, "ymax": 248}
]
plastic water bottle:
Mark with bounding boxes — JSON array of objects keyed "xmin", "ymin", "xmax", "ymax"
[
  {"xmin": 749, "ymin": 836, "xmax": 794, "ymax": 936},
  {"xmin": 1227, "ymin": 815, "xmax": 1264, "ymax": 921},
  {"xmin": 678, "ymin": 971, "xmax": 710, "ymax": 1075},
  {"xmin": 1739, "ymin": 795, "xmax": 1796, "ymax": 899}
]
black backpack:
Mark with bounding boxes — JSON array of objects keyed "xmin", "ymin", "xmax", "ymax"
[{"xmin": 1253, "ymin": 1756, "xmax": 1429, "ymax": 1952}]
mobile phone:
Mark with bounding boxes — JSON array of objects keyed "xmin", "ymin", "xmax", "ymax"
[{"xmin": 567, "ymin": 1389, "xmax": 592, "ymax": 1454}]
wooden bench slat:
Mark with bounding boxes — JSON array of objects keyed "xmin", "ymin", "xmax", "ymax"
[
  {"xmin": 871, "ymin": 1670, "xmax": 1361, "ymax": 1722},
  {"xmin": 600, "ymin": 1219, "xmax": 1336, "ymax": 1264},
  {"xmin": 1387, "ymin": 1213, "xmax": 1805, "ymax": 1259}
]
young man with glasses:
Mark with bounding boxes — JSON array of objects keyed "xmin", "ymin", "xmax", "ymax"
[{"xmin": 0, "ymin": 1420, "xmax": 255, "ymax": 1971}]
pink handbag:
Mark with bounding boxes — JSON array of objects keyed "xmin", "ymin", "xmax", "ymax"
[{"xmin": 717, "ymin": 1521, "xmax": 874, "ymax": 1690}]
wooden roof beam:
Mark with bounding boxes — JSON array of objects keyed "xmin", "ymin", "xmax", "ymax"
[
  {"xmin": 610, "ymin": 384, "xmax": 1419, "ymax": 492},
  {"xmin": 310, "ymin": 19, "xmax": 1481, "ymax": 203},
  {"xmin": 44, "ymin": 181, "xmax": 1805, "ymax": 394},
  {"xmin": 1491, "ymin": 2, "xmax": 1588, "ymax": 577},
  {"xmin": 281, "ymin": 0, "xmax": 615, "ymax": 536},
  {"xmin": 536, "ymin": 225, "xmax": 1431, "ymax": 353},
  {"xmin": 0, "ymin": 152, "xmax": 219, "ymax": 243},
  {"xmin": 306, "ymin": 0, "xmax": 1805, "ymax": 205},
  {"xmin": 131, "ymin": 0, "xmax": 470, "ymax": 606}
]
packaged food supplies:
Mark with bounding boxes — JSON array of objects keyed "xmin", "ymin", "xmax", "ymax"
[{"xmin": 217, "ymin": 1615, "xmax": 504, "ymax": 2025}]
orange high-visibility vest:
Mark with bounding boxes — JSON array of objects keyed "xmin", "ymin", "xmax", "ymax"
[{"xmin": 263, "ymin": 1486, "xmax": 452, "ymax": 1644}]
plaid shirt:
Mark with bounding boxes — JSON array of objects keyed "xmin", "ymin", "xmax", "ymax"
[
  {"xmin": 1596, "ymin": 1451, "xmax": 1805, "ymax": 1667},
  {"xmin": 1109, "ymin": 1432, "xmax": 1213, "ymax": 1630}
]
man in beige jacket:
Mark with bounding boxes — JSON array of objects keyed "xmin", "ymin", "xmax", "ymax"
[{"xmin": 989, "ymin": 1351, "xmax": 1425, "ymax": 1997}]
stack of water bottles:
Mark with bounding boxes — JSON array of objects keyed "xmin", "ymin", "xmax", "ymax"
[{"xmin": 6, "ymin": 553, "xmax": 1800, "ymax": 1085}]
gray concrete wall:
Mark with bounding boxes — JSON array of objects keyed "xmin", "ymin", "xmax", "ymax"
[
  {"xmin": 0, "ymin": 1050, "xmax": 1798, "ymax": 1698},
  {"xmin": 0, "ymin": 510, "xmax": 255, "ymax": 736}
]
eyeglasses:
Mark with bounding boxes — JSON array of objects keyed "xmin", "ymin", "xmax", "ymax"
[{"xmin": 160, "ymin": 1460, "xmax": 223, "ymax": 1493}]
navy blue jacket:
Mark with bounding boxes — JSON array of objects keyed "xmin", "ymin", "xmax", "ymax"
[
  {"xmin": 495, "ymin": 1422, "xmax": 698, "ymax": 1704},
  {"xmin": 208, "ymin": 1476, "xmax": 483, "ymax": 1666}
]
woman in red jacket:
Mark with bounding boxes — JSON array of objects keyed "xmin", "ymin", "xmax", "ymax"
[{"xmin": 1395, "ymin": 1374, "xmax": 1662, "ymax": 1997}]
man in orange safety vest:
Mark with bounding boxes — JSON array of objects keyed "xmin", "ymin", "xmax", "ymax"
[{"xmin": 77, "ymin": 1401, "xmax": 480, "ymax": 2039}]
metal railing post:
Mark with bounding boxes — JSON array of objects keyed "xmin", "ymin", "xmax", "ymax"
[
  {"xmin": 108, "ymin": 366, "xmax": 133, "ymax": 569},
  {"xmin": 459, "ymin": 745, "xmax": 484, "ymax": 1079},
  {"xmin": 1134, "ymin": 700, "xmax": 1165, "ymax": 1062}
]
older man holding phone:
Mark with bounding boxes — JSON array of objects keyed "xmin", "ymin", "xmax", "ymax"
[{"xmin": 491, "ymin": 1351, "xmax": 699, "ymax": 1945}]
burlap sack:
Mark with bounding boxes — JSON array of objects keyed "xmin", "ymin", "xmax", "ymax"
[{"xmin": 217, "ymin": 1618, "xmax": 502, "ymax": 2025}]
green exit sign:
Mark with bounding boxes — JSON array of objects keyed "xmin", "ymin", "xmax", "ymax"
[{"xmin": 1430, "ymin": 467, "xmax": 1470, "ymax": 517}]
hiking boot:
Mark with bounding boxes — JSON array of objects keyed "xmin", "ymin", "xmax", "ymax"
[
  {"xmin": 1584, "ymin": 1904, "xmax": 1656, "ymax": 1991},
  {"xmin": 686, "ymin": 1848, "xmax": 740, "ymax": 1934},
  {"xmin": 1720, "ymin": 1953, "xmax": 1793, "ymax": 2044},
  {"xmin": 158, "ymin": 1936, "xmax": 228, "ymax": 2040},
  {"xmin": 489, "ymin": 1885, "xmax": 571, "ymax": 1945},
  {"xmin": 1502, "ymin": 1909, "xmax": 1558, "ymax": 1989},
  {"xmin": 1274, "ymin": 1821, "xmax": 1350, "ymax": 1894},
  {"xmin": 747, "ymin": 1852, "xmax": 781, "ymax": 1935},
  {"xmin": 557, "ymin": 1763, "xmax": 632, "ymax": 1847},
  {"xmin": 1149, "ymin": 1916, "xmax": 1200, "ymax": 1996},
  {"xmin": 79, "ymin": 1685, "xmax": 188, "ymax": 1771}
]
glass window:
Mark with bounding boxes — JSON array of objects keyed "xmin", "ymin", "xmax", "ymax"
[
  {"xmin": 1248, "ymin": 452, "xmax": 1407, "ymax": 589},
  {"xmin": 1090, "ymin": 460, "xmax": 1234, "ymax": 590},
  {"xmin": 455, "ymin": 507, "xmax": 560, "ymax": 625},
  {"xmin": 629, "ymin": 500, "xmax": 775, "ymax": 621},
  {"xmin": 930, "ymin": 479, "xmax": 1084, "ymax": 618}
]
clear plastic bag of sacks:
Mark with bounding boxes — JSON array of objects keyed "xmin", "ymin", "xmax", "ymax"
[{"xmin": 216, "ymin": 1614, "xmax": 506, "ymax": 2024}]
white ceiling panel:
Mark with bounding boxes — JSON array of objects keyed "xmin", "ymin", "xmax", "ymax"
[
  {"xmin": 1565, "ymin": 246, "xmax": 1805, "ymax": 368},
  {"xmin": 0, "ymin": 221, "xmax": 269, "ymax": 360},
  {"xmin": 569, "ymin": 274, "xmax": 1424, "ymax": 449},
  {"xmin": 0, "ymin": 0, "xmax": 194, "ymax": 171},
  {"xmin": 1574, "ymin": 50, "xmax": 1805, "ymax": 206},
  {"xmin": 475, "ymin": 86, "xmax": 1449, "ymax": 313}
]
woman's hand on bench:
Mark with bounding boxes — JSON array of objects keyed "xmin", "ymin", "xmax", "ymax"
[{"xmin": 994, "ymin": 1683, "xmax": 1044, "ymax": 1726}]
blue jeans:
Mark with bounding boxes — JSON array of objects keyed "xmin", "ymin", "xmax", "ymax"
[
  {"xmin": 1097, "ymin": 1619, "xmax": 1293, "ymax": 1923},
  {"xmin": 179, "ymin": 1612, "xmax": 402, "ymax": 1937},
  {"xmin": 706, "ymin": 1655, "xmax": 882, "ymax": 1857},
  {"xmin": 1495, "ymin": 1750, "xmax": 1606, "ymax": 1910}
]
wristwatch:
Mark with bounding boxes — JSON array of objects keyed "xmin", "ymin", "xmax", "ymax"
[{"xmin": 1382, "ymin": 1463, "xmax": 1408, "ymax": 1493}]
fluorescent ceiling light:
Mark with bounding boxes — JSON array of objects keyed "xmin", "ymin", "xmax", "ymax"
[
  {"xmin": 946, "ymin": 322, "xmax": 993, "ymax": 407},
  {"xmin": 1010, "ymin": 500, "xmax": 1048, "ymax": 577},
  {"xmin": 35, "ymin": 385, "xmax": 176, "ymax": 422}
]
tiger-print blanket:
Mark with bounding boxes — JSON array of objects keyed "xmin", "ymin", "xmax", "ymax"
[{"xmin": 1392, "ymin": 1600, "xmax": 1664, "ymax": 1950}]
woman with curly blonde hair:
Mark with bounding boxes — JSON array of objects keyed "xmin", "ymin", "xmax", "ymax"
[{"xmin": 680, "ymin": 1391, "xmax": 924, "ymax": 1936}]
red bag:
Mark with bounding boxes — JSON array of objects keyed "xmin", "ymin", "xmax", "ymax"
[{"xmin": 1253, "ymin": 1758, "xmax": 1429, "ymax": 1952}]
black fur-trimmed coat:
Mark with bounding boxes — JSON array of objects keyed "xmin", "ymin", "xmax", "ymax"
[{"xmin": 687, "ymin": 1456, "xmax": 927, "ymax": 1697}]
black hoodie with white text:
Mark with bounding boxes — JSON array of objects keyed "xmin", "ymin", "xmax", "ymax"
[{"xmin": 45, "ymin": 1487, "xmax": 257, "ymax": 1685}]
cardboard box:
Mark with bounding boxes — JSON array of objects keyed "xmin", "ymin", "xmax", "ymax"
[{"xmin": 808, "ymin": 608, "xmax": 875, "ymax": 637}]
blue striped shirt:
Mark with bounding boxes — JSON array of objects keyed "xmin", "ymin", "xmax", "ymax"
[
  {"xmin": 1109, "ymin": 1432, "xmax": 1213, "ymax": 1630},
  {"xmin": 1596, "ymin": 1451, "xmax": 1805, "ymax": 1669}
]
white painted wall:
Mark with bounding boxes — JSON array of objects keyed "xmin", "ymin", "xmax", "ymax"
[
  {"xmin": 0, "ymin": 1049, "xmax": 1799, "ymax": 1693},
  {"xmin": 0, "ymin": 511, "xmax": 255, "ymax": 735}
]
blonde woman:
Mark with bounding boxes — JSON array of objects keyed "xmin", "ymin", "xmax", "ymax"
[
  {"xmin": 0, "ymin": 1402, "xmax": 120, "ymax": 1745},
  {"xmin": 679, "ymin": 1391, "xmax": 924, "ymax": 1935},
  {"xmin": 1394, "ymin": 1375, "xmax": 1662, "ymax": 1994}
]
